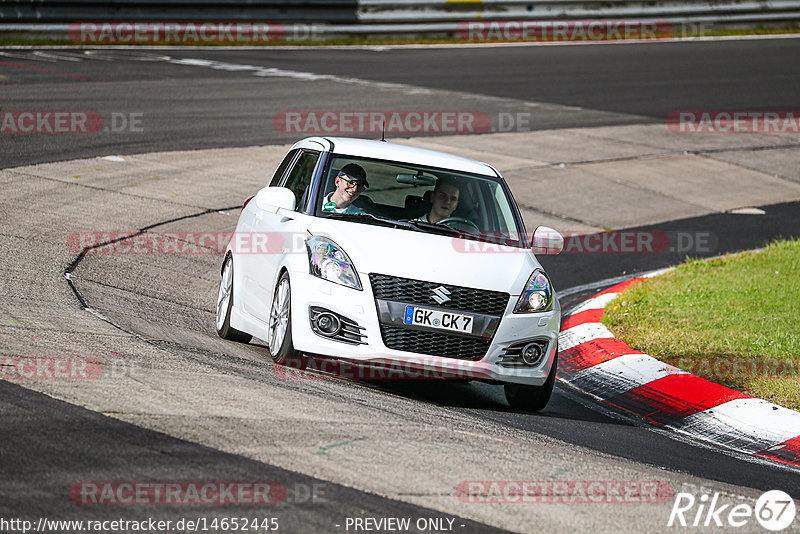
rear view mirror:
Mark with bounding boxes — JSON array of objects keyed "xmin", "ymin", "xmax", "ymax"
[
  {"xmin": 531, "ymin": 226, "xmax": 564, "ymax": 255},
  {"xmin": 255, "ymin": 187, "xmax": 296, "ymax": 212},
  {"xmin": 396, "ymin": 173, "xmax": 436, "ymax": 187}
]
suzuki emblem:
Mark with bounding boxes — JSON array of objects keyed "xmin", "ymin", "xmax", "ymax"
[{"xmin": 431, "ymin": 286, "xmax": 451, "ymax": 305}]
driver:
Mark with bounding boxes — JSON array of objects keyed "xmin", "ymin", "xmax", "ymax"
[
  {"xmin": 323, "ymin": 163, "xmax": 369, "ymax": 214},
  {"xmin": 417, "ymin": 177, "xmax": 460, "ymax": 224}
]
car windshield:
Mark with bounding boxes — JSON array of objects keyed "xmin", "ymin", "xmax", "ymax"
[{"xmin": 316, "ymin": 155, "xmax": 526, "ymax": 247}]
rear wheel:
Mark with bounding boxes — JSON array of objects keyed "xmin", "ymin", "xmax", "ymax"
[
  {"xmin": 504, "ymin": 351, "xmax": 558, "ymax": 412},
  {"xmin": 216, "ymin": 255, "xmax": 252, "ymax": 343},
  {"xmin": 268, "ymin": 271, "xmax": 303, "ymax": 368},
  {"xmin": 216, "ymin": 254, "xmax": 253, "ymax": 343}
]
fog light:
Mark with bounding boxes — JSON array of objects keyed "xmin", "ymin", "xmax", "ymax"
[
  {"xmin": 521, "ymin": 342, "xmax": 544, "ymax": 366},
  {"xmin": 316, "ymin": 313, "xmax": 341, "ymax": 336}
]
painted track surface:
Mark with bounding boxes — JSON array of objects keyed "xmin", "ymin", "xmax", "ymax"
[{"xmin": 2, "ymin": 43, "xmax": 800, "ymax": 532}]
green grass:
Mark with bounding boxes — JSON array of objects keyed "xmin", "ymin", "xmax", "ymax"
[{"xmin": 603, "ymin": 240, "xmax": 800, "ymax": 410}]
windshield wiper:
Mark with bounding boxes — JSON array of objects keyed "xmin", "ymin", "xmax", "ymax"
[
  {"xmin": 326, "ymin": 212, "xmax": 413, "ymax": 229},
  {"xmin": 400, "ymin": 219, "xmax": 463, "ymax": 237},
  {"xmin": 326, "ymin": 213, "xmax": 496, "ymax": 242}
]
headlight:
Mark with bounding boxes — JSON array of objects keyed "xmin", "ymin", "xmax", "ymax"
[
  {"xmin": 514, "ymin": 269, "xmax": 553, "ymax": 313},
  {"xmin": 305, "ymin": 236, "xmax": 362, "ymax": 290}
]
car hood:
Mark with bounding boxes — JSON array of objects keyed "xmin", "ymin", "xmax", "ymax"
[{"xmin": 306, "ymin": 218, "xmax": 542, "ymax": 295}]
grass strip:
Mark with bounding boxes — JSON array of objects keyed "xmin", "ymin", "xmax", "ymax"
[{"xmin": 603, "ymin": 239, "xmax": 800, "ymax": 410}]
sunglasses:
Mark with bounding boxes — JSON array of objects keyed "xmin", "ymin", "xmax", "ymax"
[{"xmin": 338, "ymin": 174, "xmax": 366, "ymax": 190}]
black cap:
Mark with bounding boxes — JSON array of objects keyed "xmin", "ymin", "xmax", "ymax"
[{"xmin": 339, "ymin": 163, "xmax": 369, "ymax": 188}]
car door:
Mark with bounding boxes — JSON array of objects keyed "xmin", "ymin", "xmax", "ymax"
[
  {"xmin": 248, "ymin": 149, "xmax": 321, "ymax": 323},
  {"xmin": 238, "ymin": 148, "xmax": 298, "ymax": 317}
]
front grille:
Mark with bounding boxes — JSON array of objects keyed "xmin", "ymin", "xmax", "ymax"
[
  {"xmin": 369, "ymin": 274, "xmax": 509, "ymax": 316},
  {"xmin": 379, "ymin": 325, "xmax": 490, "ymax": 360}
]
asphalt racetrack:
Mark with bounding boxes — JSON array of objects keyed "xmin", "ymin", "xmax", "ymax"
[
  {"xmin": 2, "ymin": 40, "xmax": 800, "ymax": 533},
  {"xmin": 3, "ymin": 38, "xmax": 800, "ymax": 167}
]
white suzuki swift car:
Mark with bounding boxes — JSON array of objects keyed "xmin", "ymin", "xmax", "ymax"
[{"xmin": 216, "ymin": 137, "xmax": 564, "ymax": 411}]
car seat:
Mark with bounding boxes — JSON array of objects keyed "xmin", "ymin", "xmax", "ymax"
[{"xmin": 403, "ymin": 190, "xmax": 433, "ymax": 219}]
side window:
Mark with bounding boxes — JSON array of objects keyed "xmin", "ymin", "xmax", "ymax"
[
  {"xmin": 283, "ymin": 150, "xmax": 320, "ymax": 210},
  {"xmin": 268, "ymin": 149, "xmax": 298, "ymax": 186}
]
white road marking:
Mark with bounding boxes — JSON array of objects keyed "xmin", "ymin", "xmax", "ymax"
[
  {"xmin": 568, "ymin": 291, "xmax": 619, "ymax": 314},
  {"xmin": 558, "ymin": 321, "xmax": 614, "ymax": 351},
  {"xmin": 165, "ymin": 57, "xmax": 555, "ymax": 107},
  {"xmin": 673, "ymin": 398, "xmax": 800, "ymax": 453},
  {"xmin": 566, "ymin": 353, "xmax": 686, "ymax": 398}
]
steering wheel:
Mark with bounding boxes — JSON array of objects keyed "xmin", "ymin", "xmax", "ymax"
[{"xmin": 438, "ymin": 217, "xmax": 480, "ymax": 233}]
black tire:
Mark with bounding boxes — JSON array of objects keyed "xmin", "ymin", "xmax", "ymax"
[
  {"xmin": 504, "ymin": 351, "xmax": 558, "ymax": 412},
  {"xmin": 215, "ymin": 255, "xmax": 252, "ymax": 343},
  {"xmin": 268, "ymin": 271, "xmax": 304, "ymax": 368}
]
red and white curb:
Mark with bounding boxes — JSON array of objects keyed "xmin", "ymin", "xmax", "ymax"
[{"xmin": 557, "ymin": 272, "xmax": 800, "ymax": 469}]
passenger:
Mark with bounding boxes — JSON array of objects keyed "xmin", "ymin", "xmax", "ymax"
[
  {"xmin": 417, "ymin": 177, "xmax": 460, "ymax": 224},
  {"xmin": 323, "ymin": 163, "xmax": 369, "ymax": 214}
]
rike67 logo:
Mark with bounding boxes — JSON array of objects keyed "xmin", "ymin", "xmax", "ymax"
[{"xmin": 668, "ymin": 490, "xmax": 796, "ymax": 531}]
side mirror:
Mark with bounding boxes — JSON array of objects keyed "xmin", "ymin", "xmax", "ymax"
[
  {"xmin": 255, "ymin": 187, "xmax": 296, "ymax": 212},
  {"xmin": 531, "ymin": 226, "xmax": 564, "ymax": 255}
]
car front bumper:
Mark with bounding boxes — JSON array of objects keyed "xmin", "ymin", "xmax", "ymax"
[{"xmin": 288, "ymin": 269, "xmax": 560, "ymax": 386}]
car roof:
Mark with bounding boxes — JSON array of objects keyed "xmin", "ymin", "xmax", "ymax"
[{"xmin": 291, "ymin": 136, "xmax": 499, "ymax": 178}]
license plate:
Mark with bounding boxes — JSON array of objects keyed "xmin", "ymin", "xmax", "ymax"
[{"xmin": 403, "ymin": 306, "xmax": 474, "ymax": 333}]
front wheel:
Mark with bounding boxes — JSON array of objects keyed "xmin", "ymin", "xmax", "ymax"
[
  {"xmin": 216, "ymin": 255, "xmax": 252, "ymax": 343},
  {"xmin": 268, "ymin": 271, "xmax": 303, "ymax": 368},
  {"xmin": 504, "ymin": 351, "xmax": 558, "ymax": 412}
]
